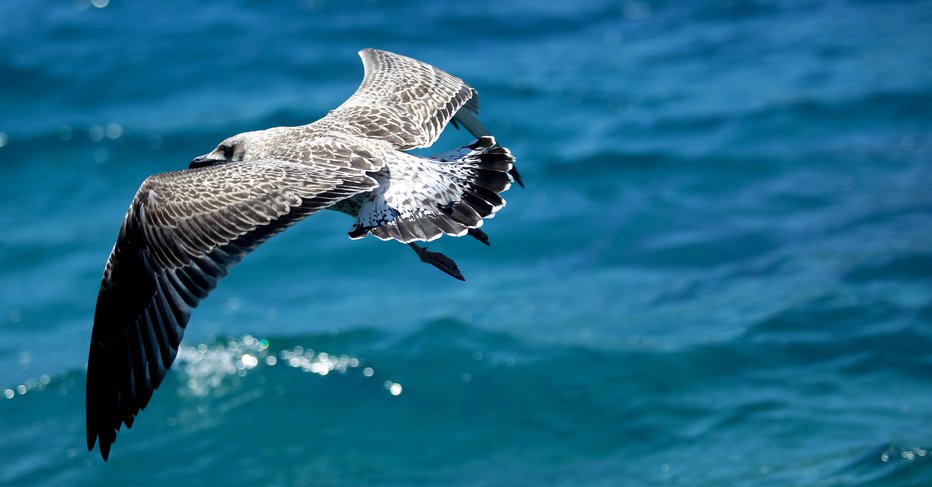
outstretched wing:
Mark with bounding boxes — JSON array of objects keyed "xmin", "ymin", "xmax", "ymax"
[
  {"xmin": 87, "ymin": 155, "xmax": 379, "ymax": 460},
  {"xmin": 312, "ymin": 48, "xmax": 481, "ymax": 150}
]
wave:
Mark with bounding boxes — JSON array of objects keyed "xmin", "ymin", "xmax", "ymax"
[
  {"xmin": 7, "ymin": 310, "xmax": 929, "ymax": 424},
  {"xmin": 825, "ymin": 443, "xmax": 932, "ymax": 486},
  {"xmin": 3, "ymin": 315, "xmax": 931, "ymax": 484}
]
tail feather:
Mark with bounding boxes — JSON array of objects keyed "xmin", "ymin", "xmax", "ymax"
[
  {"xmin": 422, "ymin": 213, "xmax": 464, "ymax": 235},
  {"xmin": 355, "ymin": 136, "xmax": 515, "ymax": 243},
  {"xmin": 439, "ymin": 201, "xmax": 483, "ymax": 227}
]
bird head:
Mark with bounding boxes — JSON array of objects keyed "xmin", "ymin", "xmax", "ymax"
[{"xmin": 189, "ymin": 134, "xmax": 250, "ymax": 168}]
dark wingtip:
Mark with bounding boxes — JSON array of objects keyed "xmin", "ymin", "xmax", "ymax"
[
  {"xmin": 87, "ymin": 419, "xmax": 113, "ymax": 461},
  {"xmin": 99, "ymin": 437, "xmax": 111, "ymax": 461}
]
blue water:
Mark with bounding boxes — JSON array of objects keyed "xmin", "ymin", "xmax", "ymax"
[{"xmin": 2, "ymin": 0, "xmax": 931, "ymax": 485}]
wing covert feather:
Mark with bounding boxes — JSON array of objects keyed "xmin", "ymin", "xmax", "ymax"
[{"xmin": 311, "ymin": 49, "xmax": 479, "ymax": 149}]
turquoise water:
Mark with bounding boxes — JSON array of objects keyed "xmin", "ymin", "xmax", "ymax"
[{"xmin": 2, "ymin": 0, "xmax": 932, "ymax": 484}]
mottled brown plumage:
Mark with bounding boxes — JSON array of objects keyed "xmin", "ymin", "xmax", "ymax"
[{"xmin": 87, "ymin": 49, "xmax": 519, "ymax": 460}]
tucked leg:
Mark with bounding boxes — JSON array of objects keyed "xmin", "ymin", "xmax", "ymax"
[
  {"xmin": 408, "ymin": 243, "xmax": 465, "ymax": 281},
  {"xmin": 467, "ymin": 228, "xmax": 490, "ymax": 246}
]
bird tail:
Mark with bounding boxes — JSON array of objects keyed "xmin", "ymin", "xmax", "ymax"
[{"xmin": 349, "ymin": 136, "xmax": 515, "ymax": 243}]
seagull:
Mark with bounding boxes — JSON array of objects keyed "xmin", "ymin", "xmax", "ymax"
[{"xmin": 86, "ymin": 48, "xmax": 520, "ymax": 460}]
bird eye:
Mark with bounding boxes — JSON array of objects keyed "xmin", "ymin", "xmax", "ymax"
[{"xmin": 219, "ymin": 144, "xmax": 235, "ymax": 159}]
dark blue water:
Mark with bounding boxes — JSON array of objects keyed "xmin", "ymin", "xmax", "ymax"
[{"xmin": 2, "ymin": 0, "xmax": 931, "ymax": 485}]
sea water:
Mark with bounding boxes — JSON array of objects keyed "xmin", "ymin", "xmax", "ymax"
[{"xmin": 1, "ymin": 0, "xmax": 931, "ymax": 485}]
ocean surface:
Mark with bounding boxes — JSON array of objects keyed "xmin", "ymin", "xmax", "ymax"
[{"xmin": 2, "ymin": 0, "xmax": 931, "ymax": 485}]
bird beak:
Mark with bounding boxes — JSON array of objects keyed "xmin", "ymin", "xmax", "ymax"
[{"xmin": 189, "ymin": 154, "xmax": 219, "ymax": 169}]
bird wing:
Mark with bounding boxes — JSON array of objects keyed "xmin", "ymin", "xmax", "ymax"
[
  {"xmin": 87, "ymin": 152, "xmax": 379, "ymax": 460},
  {"xmin": 311, "ymin": 48, "xmax": 481, "ymax": 150}
]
